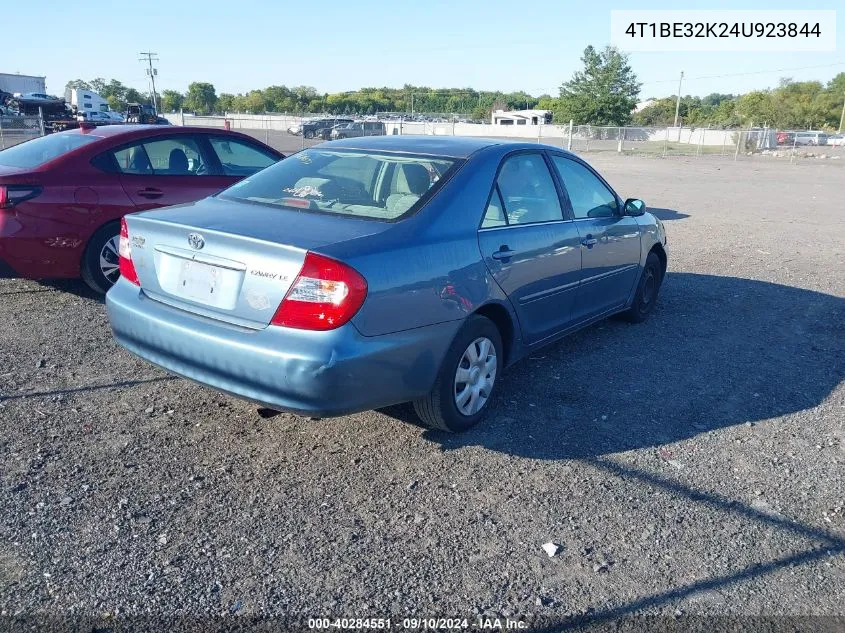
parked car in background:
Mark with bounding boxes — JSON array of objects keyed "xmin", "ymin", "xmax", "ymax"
[
  {"xmin": 330, "ymin": 121, "xmax": 385, "ymax": 139},
  {"xmin": 107, "ymin": 136, "xmax": 667, "ymax": 432},
  {"xmin": 80, "ymin": 111, "xmax": 124, "ymax": 124},
  {"xmin": 827, "ymin": 134, "xmax": 845, "ymax": 147},
  {"xmin": 0, "ymin": 125, "xmax": 283, "ymax": 293},
  {"xmin": 776, "ymin": 131, "xmax": 795, "ymax": 146},
  {"xmin": 291, "ymin": 118, "xmax": 354, "ymax": 139},
  {"xmin": 794, "ymin": 131, "xmax": 828, "ymax": 146}
]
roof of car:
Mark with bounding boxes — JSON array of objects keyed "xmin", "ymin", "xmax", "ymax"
[
  {"xmin": 62, "ymin": 124, "xmax": 223, "ymax": 138},
  {"xmin": 55, "ymin": 125, "xmax": 281, "ymax": 154},
  {"xmin": 320, "ymin": 135, "xmax": 506, "ymax": 158}
]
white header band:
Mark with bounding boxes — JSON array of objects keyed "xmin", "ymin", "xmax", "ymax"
[{"xmin": 610, "ymin": 10, "xmax": 836, "ymax": 52}]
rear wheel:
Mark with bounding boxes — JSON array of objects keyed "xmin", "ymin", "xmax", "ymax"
[
  {"xmin": 413, "ymin": 315, "xmax": 502, "ymax": 433},
  {"xmin": 622, "ymin": 251, "xmax": 663, "ymax": 323},
  {"xmin": 80, "ymin": 221, "xmax": 122, "ymax": 294}
]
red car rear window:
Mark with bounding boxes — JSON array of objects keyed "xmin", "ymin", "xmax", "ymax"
[{"xmin": 0, "ymin": 132, "xmax": 101, "ymax": 169}]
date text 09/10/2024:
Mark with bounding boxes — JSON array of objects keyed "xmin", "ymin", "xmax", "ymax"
[{"xmin": 307, "ymin": 617, "xmax": 529, "ymax": 630}]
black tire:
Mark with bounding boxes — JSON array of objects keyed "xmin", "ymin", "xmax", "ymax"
[
  {"xmin": 413, "ymin": 315, "xmax": 503, "ymax": 433},
  {"xmin": 622, "ymin": 251, "xmax": 663, "ymax": 323},
  {"xmin": 304, "ymin": 130, "xmax": 314, "ymax": 139},
  {"xmin": 80, "ymin": 221, "xmax": 122, "ymax": 294}
]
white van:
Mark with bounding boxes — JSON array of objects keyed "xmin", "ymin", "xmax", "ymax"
[{"xmin": 794, "ymin": 131, "xmax": 829, "ymax": 146}]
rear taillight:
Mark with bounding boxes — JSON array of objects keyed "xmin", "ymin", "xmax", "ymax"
[
  {"xmin": 271, "ymin": 252, "xmax": 367, "ymax": 331},
  {"xmin": 0, "ymin": 185, "xmax": 42, "ymax": 209},
  {"xmin": 118, "ymin": 217, "xmax": 140, "ymax": 286}
]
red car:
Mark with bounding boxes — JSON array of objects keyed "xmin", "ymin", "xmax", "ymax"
[{"xmin": 0, "ymin": 125, "xmax": 283, "ymax": 293}]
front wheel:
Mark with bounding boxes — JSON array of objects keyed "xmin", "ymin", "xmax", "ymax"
[
  {"xmin": 413, "ymin": 315, "xmax": 503, "ymax": 432},
  {"xmin": 622, "ymin": 251, "xmax": 663, "ymax": 323},
  {"xmin": 80, "ymin": 221, "xmax": 122, "ymax": 294}
]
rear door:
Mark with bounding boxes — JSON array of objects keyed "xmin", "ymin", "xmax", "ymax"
[
  {"xmin": 477, "ymin": 152, "xmax": 582, "ymax": 345},
  {"xmin": 111, "ymin": 134, "xmax": 231, "ymax": 210},
  {"xmin": 549, "ymin": 153, "xmax": 641, "ymax": 323}
]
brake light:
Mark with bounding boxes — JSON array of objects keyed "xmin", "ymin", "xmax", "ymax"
[
  {"xmin": 271, "ymin": 252, "xmax": 367, "ymax": 331},
  {"xmin": 118, "ymin": 217, "xmax": 140, "ymax": 286},
  {"xmin": 0, "ymin": 185, "xmax": 42, "ymax": 209}
]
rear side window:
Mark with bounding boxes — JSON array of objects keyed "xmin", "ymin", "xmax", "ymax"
[
  {"xmin": 209, "ymin": 137, "xmax": 277, "ymax": 176},
  {"xmin": 0, "ymin": 132, "xmax": 101, "ymax": 169},
  {"xmin": 112, "ymin": 137, "xmax": 208, "ymax": 176}
]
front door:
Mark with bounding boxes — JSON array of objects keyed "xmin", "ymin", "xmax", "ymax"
[
  {"xmin": 477, "ymin": 152, "xmax": 582, "ymax": 345},
  {"xmin": 549, "ymin": 154, "xmax": 641, "ymax": 323},
  {"xmin": 112, "ymin": 135, "xmax": 232, "ymax": 210}
]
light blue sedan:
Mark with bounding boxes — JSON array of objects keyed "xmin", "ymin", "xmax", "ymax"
[{"xmin": 106, "ymin": 136, "xmax": 667, "ymax": 432}]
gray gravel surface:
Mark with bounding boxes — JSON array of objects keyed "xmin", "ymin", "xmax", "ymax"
[{"xmin": 1, "ymin": 154, "xmax": 843, "ymax": 631}]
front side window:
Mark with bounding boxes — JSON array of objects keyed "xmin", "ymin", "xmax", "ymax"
[
  {"xmin": 220, "ymin": 149, "xmax": 458, "ymax": 221},
  {"xmin": 551, "ymin": 156, "xmax": 618, "ymax": 219},
  {"xmin": 209, "ymin": 137, "xmax": 277, "ymax": 176},
  {"xmin": 112, "ymin": 137, "xmax": 207, "ymax": 176},
  {"xmin": 491, "ymin": 153, "xmax": 563, "ymax": 226}
]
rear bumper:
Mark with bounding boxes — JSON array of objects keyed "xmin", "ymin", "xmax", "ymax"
[
  {"xmin": 0, "ymin": 209, "xmax": 84, "ymax": 279},
  {"xmin": 106, "ymin": 279, "xmax": 461, "ymax": 417}
]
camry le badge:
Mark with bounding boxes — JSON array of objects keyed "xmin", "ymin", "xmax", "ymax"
[{"xmin": 187, "ymin": 233, "xmax": 205, "ymax": 250}]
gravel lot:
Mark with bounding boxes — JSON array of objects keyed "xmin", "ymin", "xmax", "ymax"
[{"xmin": 1, "ymin": 152, "xmax": 843, "ymax": 631}]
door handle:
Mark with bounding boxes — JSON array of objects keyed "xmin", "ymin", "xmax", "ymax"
[
  {"xmin": 491, "ymin": 246, "xmax": 516, "ymax": 261},
  {"xmin": 136, "ymin": 188, "xmax": 163, "ymax": 199},
  {"xmin": 581, "ymin": 235, "xmax": 598, "ymax": 247}
]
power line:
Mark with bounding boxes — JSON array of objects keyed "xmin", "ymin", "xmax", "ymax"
[
  {"xmin": 640, "ymin": 62, "xmax": 845, "ymax": 86},
  {"xmin": 138, "ymin": 51, "xmax": 159, "ymax": 113}
]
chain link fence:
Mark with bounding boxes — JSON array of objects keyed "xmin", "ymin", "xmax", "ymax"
[
  {"xmin": 160, "ymin": 113, "xmax": 845, "ymax": 163},
  {"xmin": 0, "ymin": 115, "xmax": 44, "ymax": 149}
]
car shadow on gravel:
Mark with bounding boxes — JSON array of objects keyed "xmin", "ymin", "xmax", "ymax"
[
  {"xmin": 406, "ymin": 272, "xmax": 844, "ymax": 627},
  {"xmin": 38, "ymin": 279, "xmax": 105, "ymax": 303},
  {"xmin": 0, "ymin": 376, "xmax": 176, "ymax": 402},
  {"xmin": 648, "ymin": 207, "xmax": 690, "ymax": 221},
  {"xmin": 419, "ymin": 272, "xmax": 844, "ymax": 460}
]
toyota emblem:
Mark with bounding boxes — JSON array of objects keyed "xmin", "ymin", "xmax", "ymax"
[{"xmin": 187, "ymin": 233, "xmax": 205, "ymax": 250}]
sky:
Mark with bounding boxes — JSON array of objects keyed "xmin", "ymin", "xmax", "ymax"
[{"xmin": 4, "ymin": 0, "xmax": 844, "ymax": 100}]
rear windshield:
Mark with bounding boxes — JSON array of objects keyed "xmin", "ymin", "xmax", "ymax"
[
  {"xmin": 219, "ymin": 149, "xmax": 459, "ymax": 221},
  {"xmin": 0, "ymin": 132, "xmax": 101, "ymax": 169}
]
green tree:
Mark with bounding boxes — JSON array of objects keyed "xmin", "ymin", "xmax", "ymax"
[
  {"xmin": 556, "ymin": 45, "xmax": 640, "ymax": 125},
  {"xmin": 161, "ymin": 90, "xmax": 184, "ymax": 113},
  {"xmin": 65, "ymin": 79, "xmax": 91, "ymax": 92},
  {"xmin": 217, "ymin": 93, "xmax": 235, "ymax": 113},
  {"xmin": 184, "ymin": 82, "xmax": 217, "ymax": 115},
  {"xmin": 124, "ymin": 88, "xmax": 144, "ymax": 105},
  {"xmin": 735, "ymin": 91, "xmax": 774, "ymax": 127},
  {"xmin": 90, "ymin": 78, "xmax": 108, "ymax": 95}
]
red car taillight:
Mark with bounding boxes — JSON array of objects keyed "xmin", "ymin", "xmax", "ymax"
[
  {"xmin": 118, "ymin": 217, "xmax": 140, "ymax": 286},
  {"xmin": 0, "ymin": 185, "xmax": 42, "ymax": 209},
  {"xmin": 271, "ymin": 252, "xmax": 367, "ymax": 331}
]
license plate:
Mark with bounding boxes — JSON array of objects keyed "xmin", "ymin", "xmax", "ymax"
[{"xmin": 177, "ymin": 259, "xmax": 220, "ymax": 303}]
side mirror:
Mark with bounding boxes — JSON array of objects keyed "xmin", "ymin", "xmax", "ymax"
[{"xmin": 623, "ymin": 198, "xmax": 646, "ymax": 216}]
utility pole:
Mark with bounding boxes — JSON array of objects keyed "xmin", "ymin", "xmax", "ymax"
[
  {"xmin": 673, "ymin": 71, "xmax": 684, "ymax": 129},
  {"xmin": 139, "ymin": 51, "xmax": 159, "ymax": 114},
  {"xmin": 839, "ymin": 91, "xmax": 845, "ymax": 133}
]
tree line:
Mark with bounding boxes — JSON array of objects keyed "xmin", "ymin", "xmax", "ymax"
[
  {"xmin": 633, "ymin": 76, "xmax": 845, "ymax": 130},
  {"xmin": 65, "ymin": 47, "xmax": 845, "ymax": 130}
]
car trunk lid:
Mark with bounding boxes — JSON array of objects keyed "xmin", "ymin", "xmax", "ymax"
[{"xmin": 123, "ymin": 197, "xmax": 388, "ymax": 328}]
